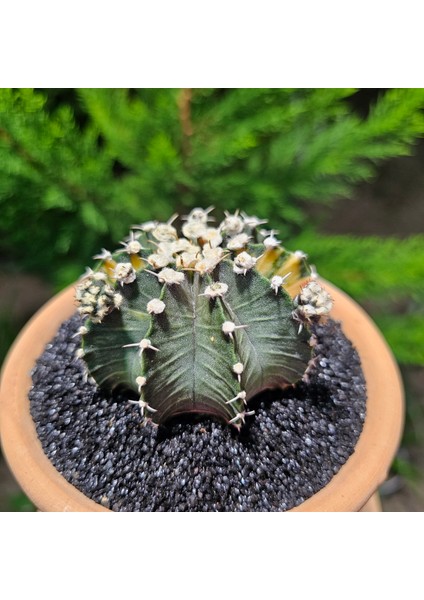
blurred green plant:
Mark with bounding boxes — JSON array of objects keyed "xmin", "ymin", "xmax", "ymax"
[
  {"xmin": 6, "ymin": 491, "xmax": 37, "ymax": 512},
  {"xmin": 292, "ymin": 233, "xmax": 424, "ymax": 365},
  {"xmin": 0, "ymin": 88, "xmax": 423, "ymax": 366}
]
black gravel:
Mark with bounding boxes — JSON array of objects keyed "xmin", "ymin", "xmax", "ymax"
[{"xmin": 29, "ymin": 315, "xmax": 366, "ymax": 512}]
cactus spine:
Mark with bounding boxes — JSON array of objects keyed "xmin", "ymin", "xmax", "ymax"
[{"xmin": 75, "ymin": 209, "xmax": 332, "ymax": 429}]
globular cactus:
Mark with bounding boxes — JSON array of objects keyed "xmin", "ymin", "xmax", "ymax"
[{"xmin": 75, "ymin": 208, "xmax": 332, "ymax": 430}]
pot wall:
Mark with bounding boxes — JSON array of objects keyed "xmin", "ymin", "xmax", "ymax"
[{"xmin": 0, "ymin": 281, "xmax": 404, "ymax": 512}]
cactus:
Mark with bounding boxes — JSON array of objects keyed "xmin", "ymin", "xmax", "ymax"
[{"xmin": 75, "ymin": 209, "xmax": 332, "ymax": 429}]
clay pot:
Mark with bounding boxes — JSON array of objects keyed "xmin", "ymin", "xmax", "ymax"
[{"xmin": 0, "ymin": 282, "xmax": 404, "ymax": 512}]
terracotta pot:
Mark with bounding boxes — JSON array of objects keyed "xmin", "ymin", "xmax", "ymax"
[{"xmin": 0, "ymin": 281, "xmax": 404, "ymax": 512}]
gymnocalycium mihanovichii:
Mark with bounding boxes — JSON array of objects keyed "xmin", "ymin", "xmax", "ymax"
[{"xmin": 74, "ymin": 208, "xmax": 333, "ymax": 430}]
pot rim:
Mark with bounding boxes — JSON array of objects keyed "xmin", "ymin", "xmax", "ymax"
[{"xmin": 0, "ymin": 280, "xmax": 404, "ymax": 512}]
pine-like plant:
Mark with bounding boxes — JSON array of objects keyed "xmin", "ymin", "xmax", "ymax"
[{"xmin": 1, "ymin": 88, "xmax": 423, "ymax": 367}]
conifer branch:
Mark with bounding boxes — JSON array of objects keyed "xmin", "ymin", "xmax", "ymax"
[{"xmin": 0, "ymin": 125, "xmax": 103, "ymax": 208}]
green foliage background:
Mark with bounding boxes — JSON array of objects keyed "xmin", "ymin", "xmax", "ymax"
[{"xmin": 0, "ymin": 88, "xmax": 423, "ymax": 367}]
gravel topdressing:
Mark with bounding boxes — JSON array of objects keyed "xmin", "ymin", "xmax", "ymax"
[{"xmin": 29, "ymin": 315, "xmax": 366, "ymax": 512}]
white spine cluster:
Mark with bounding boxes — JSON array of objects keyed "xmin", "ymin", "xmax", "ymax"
[
  {"xmin": 93, "ymin": 249, "xmax": 113, "ymax": 261},
  {"xmin": 152, "ymin": 223, "xmax": 178, "ymax": 242},
  {"xmin": 233, "ymin": 251, "xmax": 257, "ymax": 275},
  {"xmin": 135, "ymin": 376, "xmax": 147, "ymax": 392},
  {"xmin": 232, "ymin": 362, "xmax": 244, "ymax": 383},
  {"xmin": 147, "ymin": 298, "xmax": 166, "ymax": 314},
  {"xmin": 75, "ymin": 274, "xmax": 123, "ymax": 324},
  {"xmin": 114, "ymin": 262, "xmax": 136, "ymax": 285},
  {"xmin": 226, "ymin": 233, "xmax": 251, "ymax": 250},
  {"xmin": 263, "ymin": 233, "xmax": 280, "ymax": 249},
  {"xmin": 229, "ymin": 410, "xmax": 255, "ymax": 429},
  {"xmin": 128, "ymin": 398, "xmax": 157, "ymax": 418},
  {"xmin": 200, "ymin": 282, "xmax": 228, "ymax": 298},
  {"xmin": 270, "ymin": 273, "xmax": 291, "ymax": 294},
  {"xmin": 119, "ymin": 231, "xmax": 144, "ymax": 255},
  {"xmin": 220, "ymin": 210, "xmax": 245, "ymax": 236},
  {"xmin": 157, "ymin": 268, "xmax": 185, "ymax": 285},
  {"xmin": 182, "ymin": 221, "xmax": 208, "ymax": 240},
  {"xmin": 123, "ymin": 338, "xmax": 159, "ymax": 356},
  {"xmin": 202, "ymin": 228, "xmax": 222, "ymax": 248},
  {"xmin": 293, "ymin": 281, "xmax": 333, "ymax": 333},
  {"xmin": 226, "ymin": 391, "xmax": 247, "ymax": 405}
]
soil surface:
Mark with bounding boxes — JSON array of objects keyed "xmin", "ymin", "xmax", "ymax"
[{"xmin": 29, "ymin": 315, "xmax": 366, "ymax": 511}]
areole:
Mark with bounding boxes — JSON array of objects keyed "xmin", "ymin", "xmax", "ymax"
[{"xmin": 0, "ymin": 281, "xmax": 404, "ymax": 512}]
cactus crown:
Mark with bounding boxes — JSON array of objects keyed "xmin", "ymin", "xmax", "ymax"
[{"xmin": 75, "ymin": 208, "xmax": 332, "ymax": 430}]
